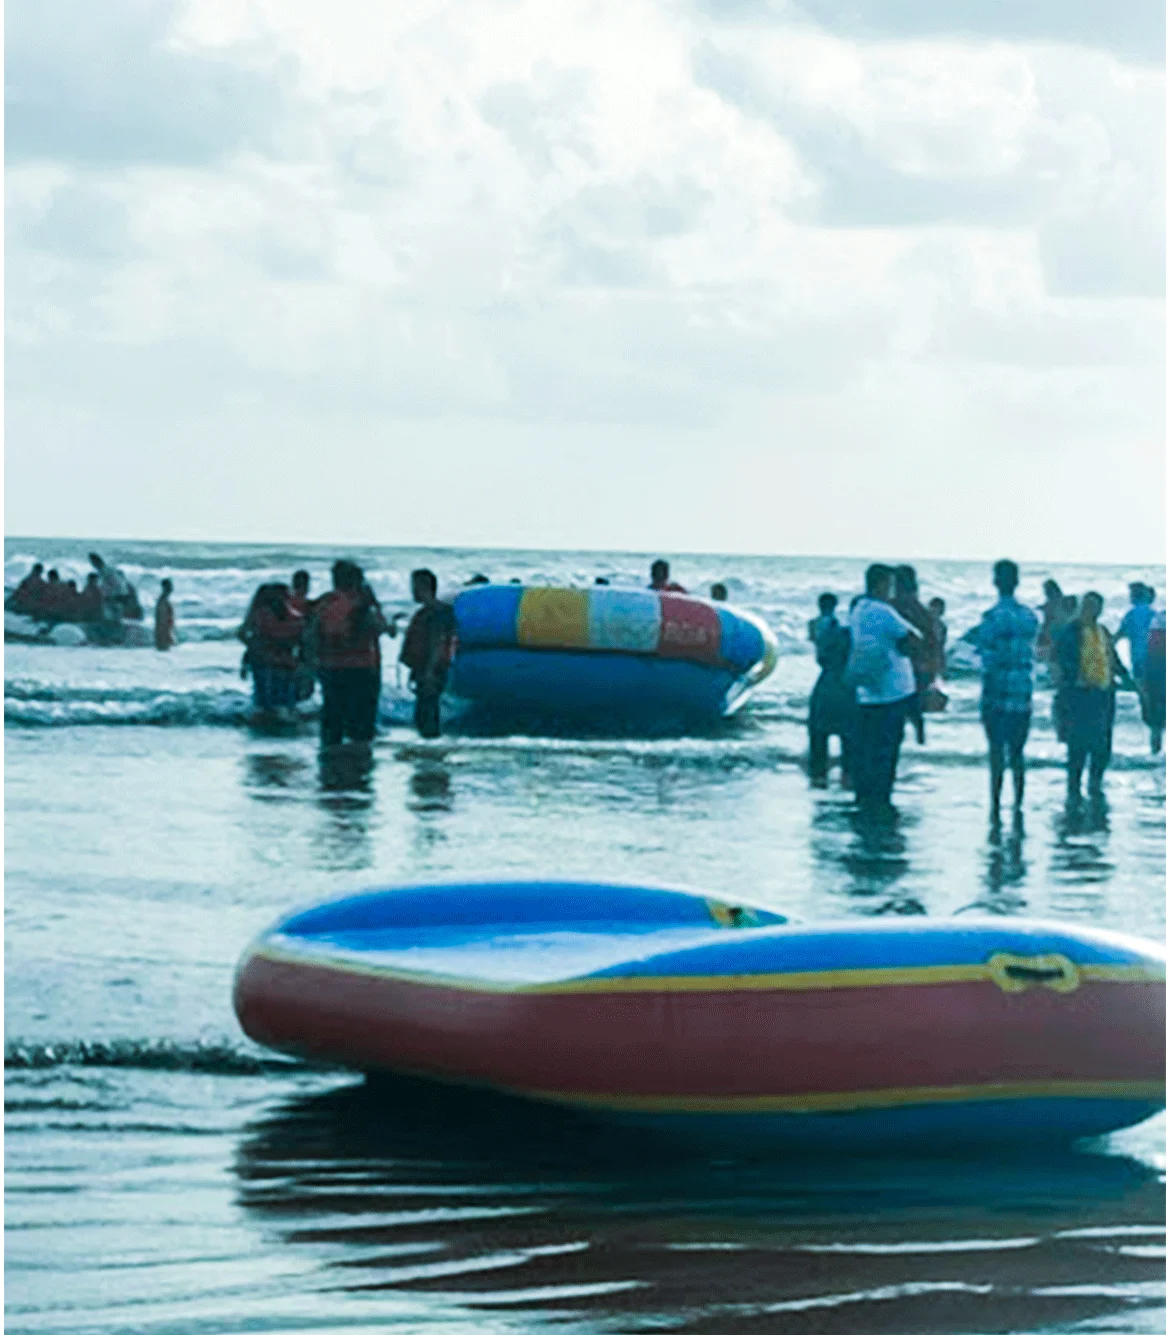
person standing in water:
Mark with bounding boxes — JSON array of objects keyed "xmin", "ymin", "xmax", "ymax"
[
  {"xmin": 848, "ymin": 564, "xmax": 920, "ymax": 810},
  {"xmin": 975, "ymin": 560, "xmax": 1038, "ymax": 818},
  {"xmin": 314, "ymin": 561, "xmax": 388, "ymax": 746},
  {"xmin": 400, "ymin": 569, "xmax": 457, "ymax": 739},
  {"xmin": 154, "ymin": 579, "xmax": 176, "ymax": 651},
  {"xmin": 1143, "ymin": 609, "xmax": 1166, "ymax": 755},
  {"xmin": 807, "ymin": 593, "xmax": 856, "ymax": 787},
  {"xmin": 1116, "ymin": 582, "xmax": 1156, "ymax": 680},
  {"xmin": 1054, "ymin": 592, "xmax": 1133, "ymax": 804},
  {"xmin": 1037, "ymin": 580, "xmax": 1067, "ymax": 663},
  {"xmin": 892, "ymin": 566, "xmax": 936, "ymax": 745},
  {"xmin": 240, "ymin": 584, "xmax": 303, "ymax": 716}
]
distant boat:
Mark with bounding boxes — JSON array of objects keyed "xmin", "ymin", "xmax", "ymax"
[
  {"xmin": 235, "ymin": 879, "xmax": 1165, "ymax": 1151},
  {"xmin": 5, "ymin": 610, "xmax": 152, "ymax": 647},
  {"xmin": 448, "ymin": 585, "xmax": 778, "ymax": 724}
]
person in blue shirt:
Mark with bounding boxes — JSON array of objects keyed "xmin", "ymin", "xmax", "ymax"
[
  {"xmin": 1116, "ymin": 582, "xmax": 1156, "ymax": 680},
  {"xmin": 976, "ymin": 560, "xmax": 1039, "ymax": 819}
]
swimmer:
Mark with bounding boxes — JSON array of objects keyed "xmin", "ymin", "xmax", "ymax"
[{"xmin": 649, "ymin": 559, "xmax": 686, "ymax": 594}]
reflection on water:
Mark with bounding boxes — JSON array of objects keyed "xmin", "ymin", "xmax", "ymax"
[
  {"xmin": 810, "ymin": 802, "xmax": 926, "ymax": 915},
  {"xmin": 314, "ymin": 744, "xmax": 378, "ymax": 872},
  {"xmin": 1050, "ymin": 797, "xmax": 1114, "ymax": 921},
  {"xmin": 408, "ymin": 760, "xmax": 453, "ymax": 813},
  {"xmin": 243, "ymin": 750, "xmax": 311, "ymax": 795},
  {"xmin": 977, "ymin": 813, "xmax": 1029, "ymax": 914},
  {"xmin": 232, "ymin": 1075, "xmax": 1166, "ymax": 1334}
]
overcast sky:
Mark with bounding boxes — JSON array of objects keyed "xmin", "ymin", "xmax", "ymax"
[{"xmin": 5, "ymin": 0, "xmax": 1165, "ymax": 561}]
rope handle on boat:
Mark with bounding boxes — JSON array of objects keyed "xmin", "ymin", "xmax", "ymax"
[{"xmin": 986, "ymin": 952, "xmax": 1080, "ymax": 994}]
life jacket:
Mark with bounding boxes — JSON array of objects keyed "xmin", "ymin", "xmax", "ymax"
[
  {"xmin": 316, "ymin": 590, "xmax": 381, "ymax": 671},
  {"xmin": 250, "ymin": 604, "xmax": 303, "ymax": 670},
  {"xmin": 400, "ymin": 602, "xmax": 456, "ymax": 678}
]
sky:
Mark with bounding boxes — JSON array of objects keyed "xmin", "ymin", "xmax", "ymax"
[{"xmin": 4, "ymin": 0, "xmax": 1166, "ymax": 562}]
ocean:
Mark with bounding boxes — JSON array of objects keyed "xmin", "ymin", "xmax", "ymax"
[{"xmin": 5, "ymin": 538, "xmax": 1165, "ymax": 1335}]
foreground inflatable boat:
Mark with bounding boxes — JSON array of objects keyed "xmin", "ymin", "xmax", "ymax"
[
  {"xmin": 234, "ymin": 881, "xmax": 1165, "ymax": 1149},
  {"xmin": 448, "ymin": 586, "xmax": 778, "ymax": 722}
]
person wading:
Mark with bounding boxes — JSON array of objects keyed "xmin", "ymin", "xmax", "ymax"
[
  {"xmin": 399, "ymin": 568, "xmax": 457, "ymax": 740},
  {"xmin": 975, "ymin": 559, "xmax": 1038, "ymax": 819},
  {"xmin": 846, "ymin": 564, "xmax": 920, "ymax": 811},
  {"xmin": 807, "ymin": 592, "xmax": 857, "ymax": 788},
  {"xmin": 1054, "ymin": 592, "xmax": 1133, "ymax": 804},
  {"xmin": 313, "ymin": 560, "xmax": 388, "ymax": 746}
]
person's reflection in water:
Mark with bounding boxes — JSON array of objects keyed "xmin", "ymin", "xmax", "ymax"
[
  {"xmin": 1049, "ymin": 792, "xmax": 1113, "ymax": 918},
  {"xmin": 243, "ymin": 750, "xmax": 310, "ymax": 796},
  {"xmin": 314, "ymin": 744, "xmax": 377, "ymax": 871},
  {"xmin": 406, "ymin": 759, "xmax": 453, "ymax": 852},
  {"xmin": 955, "ymin": 811, "xmax": 1029, "ymax": 917},
  {"xmin": 407, "ymin": 760, "xmax": 453, "ymax": 813},
  {"xmin": 811, "ymin": 801, "xmax": 926, "ymax": 915}
]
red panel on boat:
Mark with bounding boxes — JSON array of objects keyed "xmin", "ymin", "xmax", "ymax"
[{"xmin": 657, "ymin": 595, "xmax": 723, "ymax": 665}]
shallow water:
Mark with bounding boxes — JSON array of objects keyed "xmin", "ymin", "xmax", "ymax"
[{"xmin": 5, "ymin": 540, "xmax": 1165, "ymax": 1333}]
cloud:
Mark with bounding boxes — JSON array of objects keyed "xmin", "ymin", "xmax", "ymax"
[
  {"xmin": 3, "ymin": 0, "xmax": 1164, "ymax": 559},
  {"xmin": 4, "ymin": 0, "xmax": 295, "ymax": 167},
  {"xmin": 786, "ymin": 0, "xmax": 1164, "ymax": 65},
  {"xmin": 690, "ymin": 30, "xmax": 1164, "ymax": 300}
]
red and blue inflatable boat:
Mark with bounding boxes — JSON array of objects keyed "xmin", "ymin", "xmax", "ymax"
[
  {"xmin": 234, "ymin": 880, "xmax": 1165, "ymax": 1149},
  {"xmin": 448, "ymin": 585, "xmax": 778, "ymax": 723}
]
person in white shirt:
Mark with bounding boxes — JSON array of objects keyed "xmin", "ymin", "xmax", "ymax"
[{"xmin": 848, "ymin": 564, "xmax": 921, "ymax": 808}]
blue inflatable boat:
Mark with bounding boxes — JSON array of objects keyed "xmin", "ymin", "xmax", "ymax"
[
  {"xmin": 448, "ymin": 585, "xmax": 778, "ymax": 723},
  {"xmin": 236, "ymin": 880, "xmax": 1166, "ymax": 1150}
]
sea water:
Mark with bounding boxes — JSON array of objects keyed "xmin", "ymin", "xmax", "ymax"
[{"xmin": 5, "ymin": 539, "xmax": 1166, "ymax": 1334}]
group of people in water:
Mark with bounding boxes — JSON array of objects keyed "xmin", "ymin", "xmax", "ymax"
[
  {"xmin": 10, "ymin": 553, "xmax": 1165, "ymax": 808},
  {"xmin": 808, "ymin": 563, "xmax": 1166, "ymax": 816},
  {"xmin": 6, "ymin": 554, "xmax": 145, "ymax": 629},
  {"xmin": 238, "ymin": 563, "xmax": 455, "ymax": 742}
]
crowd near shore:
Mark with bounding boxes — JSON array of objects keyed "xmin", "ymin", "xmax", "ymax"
[
  {"xmin": 808, "ymin": 561, "xmax": 1164, "ymax": 818},
  {"xmin": 7, "ymin": 552, "xmax": 1165, "ymax": 816}
]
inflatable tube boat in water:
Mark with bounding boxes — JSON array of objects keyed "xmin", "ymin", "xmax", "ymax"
[
  {"xmin": 448, "ymin": 586, "xmax": 778, "ymax": 723},
  {"xmin": 234, "ymin": 880, "xmax": 1165, "ymax": 1150}
]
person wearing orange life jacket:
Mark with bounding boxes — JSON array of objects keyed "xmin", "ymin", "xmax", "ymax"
[
  {"xmin": 399, "ymin": 568, "xmax": 457, "ymax": 739},
  {"xmin": 239, "ymin": 583, "xmax": 303, "ymax": 716},
  {"xmin": 313, "ymin": 560, "xmax": 389, "ymax": 746}
]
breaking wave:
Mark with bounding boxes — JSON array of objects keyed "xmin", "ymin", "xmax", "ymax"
[{"xmin": 4, "ymin": 1038, "xmax": 314, "ymax": 1075}]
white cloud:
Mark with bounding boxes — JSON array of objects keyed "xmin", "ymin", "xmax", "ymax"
[{"xmin": 4, "ymin": 0, "xmax": 1164, "ymax": 560}]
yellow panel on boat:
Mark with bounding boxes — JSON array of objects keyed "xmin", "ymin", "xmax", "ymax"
[{"xmin": 517, "ymin": 588, "xmax": 590, "ymax": 649}]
